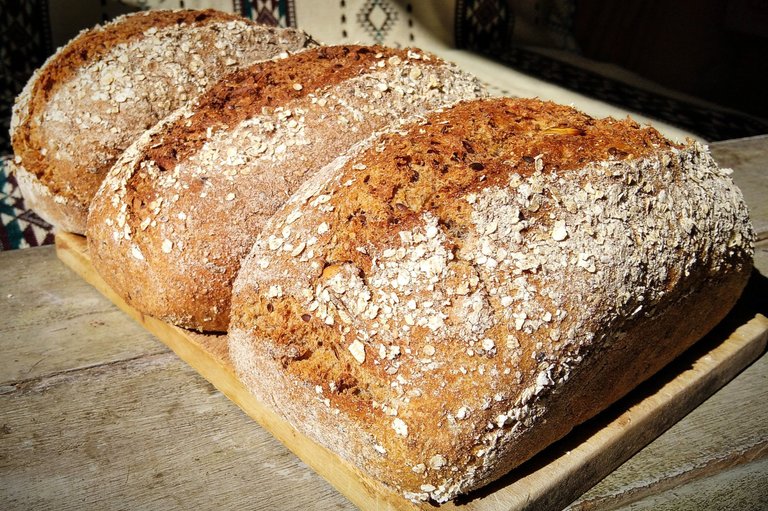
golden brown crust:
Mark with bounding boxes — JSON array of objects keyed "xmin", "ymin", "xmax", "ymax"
[
  {"xmin": 11, "ymin": 9, "xmax": 315, "ymax": 233},
  {"xmin": 12, "ymin": 9, "xmax": 245, "ymax": 197},
  {"xmin": 87, "ymin": 45, "xmax": 484, "ymax": 331},
  {"xmin": 229, "ymin": 98, "xmax": 754, "ymax": 502},
  {"xmin": 137, "ymin": 45, "xmax": 416, "ymax": 171},
  {"xmin": 23, "ymin": 10, "xmax": 243, "ymax": 106}
]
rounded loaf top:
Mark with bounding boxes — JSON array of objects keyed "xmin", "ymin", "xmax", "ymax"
[
  {"xmin": 11, "ymin": 8, "xmax": 316, "ymax": 233},
  {"xmin": 229, "ymin": 97, "xmax": 754, "ymax": 502},
  {"xmin": 86, "ymin": 44, "xmax": 485, "ymax": 332}
]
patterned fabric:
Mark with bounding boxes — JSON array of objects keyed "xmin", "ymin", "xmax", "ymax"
[
  {"xmin": 454, "ymin": 0, "xmax": 768, "ymax": 141},
  {"xmin": 245, "ymin": 0, "xmax": 295, "ymax": 26},
  {"xmin": 0, "ymin": 1, "xmax": 57, "ymax": 249},
  {"xmin": 291, "ymin": 0, "xmax": 438, "ymax": 49},
  {"xmin": 356, "ymin": 0, "xmax": 402, "ymax": 44},
  {"xmin": 455, "ymin": 0, "xmax": 577, "ymax": 53},
  {"xmin": 455, "ymin": 0, "xmax": 514, "ymax": 54},
  {"xmin": 478, "ymin": 46, "xmax": 768, "ymax": 142},
  {"xmin": 0, "ymin": 157, "xmax": 54, "ymax": 250},
  {"xmin": 0, "ymin": 0, "xmax": 52, "ymax": 155}
]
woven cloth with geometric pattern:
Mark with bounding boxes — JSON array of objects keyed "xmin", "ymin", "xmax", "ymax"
[{"xmin": 0, "ymin": 157, "xmax": 55, "ymax": 250}]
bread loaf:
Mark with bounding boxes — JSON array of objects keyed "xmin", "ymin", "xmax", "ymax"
[
  {"xmin": 87, "ymin": 45, "xmax": 484, "ymax": 331},
  {"xmin": 228, "ymin": 98, "xmax": 754, "ymax": 503},
  {"xmin": 10, "ymin": 9, "xmax": 315, "ymax": 234}
]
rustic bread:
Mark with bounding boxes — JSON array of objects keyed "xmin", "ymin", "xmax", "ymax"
[
  {"xmin": 87, "ymin": 45, "xmax": 484, "ymax": 332},
  {"xmin": 228, "ymin": 97, "xmax": 754, "ymax": 503},
  {"xmin": 10, "ymin": 9, "xmax": 315, "ymax": 234}
]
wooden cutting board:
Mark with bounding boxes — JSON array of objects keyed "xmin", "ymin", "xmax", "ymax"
[{"xmin": 55, "ymin": 231, "xmax": 768, "ymax": 511}]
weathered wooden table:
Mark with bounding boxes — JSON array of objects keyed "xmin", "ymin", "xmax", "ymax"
[{"xmin": 2, "ymin": 136, "xmax": 767, "ymax": 510}]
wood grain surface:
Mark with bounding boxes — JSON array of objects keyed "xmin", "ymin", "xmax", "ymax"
[
  {"xmin": 711, "ymin": 136, "xmax": 768, "ymax": 239},
  {"xmin": 1, "ymin": 246, "xmax": 166, "ymax": 385},
  {"xmin": 47, "ymin": 231, "xmax": 768, "ymax": 511},
  {"xmin": 568, "ymin": 350, "xmax": 768, "ymax": 510},
  {"xmin": 1, "ymin": 245, "xmax": 355, "ymax": 511}
]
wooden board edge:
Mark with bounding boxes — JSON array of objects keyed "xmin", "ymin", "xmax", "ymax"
[
  {"xmin": 54, "ymin": 232, "xmax": 421, "ymax": 511},
  {"xmin": 55, "ymin": 232, "xmax": 768, "ymax": 511}
]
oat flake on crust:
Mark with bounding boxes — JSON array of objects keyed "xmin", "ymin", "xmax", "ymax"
[{"xmin": 229, "ymin": 98, "xmax": 753, "ymax": 503}]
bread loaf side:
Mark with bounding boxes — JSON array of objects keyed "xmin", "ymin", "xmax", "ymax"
[
  {"xmin": 228, "ymin": 98, "xmax": 754, "ymax": 503},
  {"xmin": 87, "ymin": 45, "xmax": 484, "ymax": 331},
  {"xmin": 11, "ymin": 9, "xmax": 315, "ymax": 233}
]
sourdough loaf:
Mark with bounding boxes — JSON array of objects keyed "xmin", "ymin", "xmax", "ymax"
[
  {"xmin": 228, "ymin": 98, "xmax": 754, "ymax": 503},
  {"xmin": 87, "ymin": 45, "xmax": 484, "ymax": 331},
  {"xmin": 10, "ymin": 9, "xmax": 315, "ymax": 234}
]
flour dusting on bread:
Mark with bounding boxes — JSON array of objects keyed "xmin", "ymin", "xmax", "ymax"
[
  {"xmin": 229, "ymin": 98, "xmax": 753, "ymax": 502},
  {"xmin": 88, "ymin": 45, "xmax": 484, "ymax": 331},
  {"xmin": 12, "ymin": 9, "xmax": 315, "ymax": 233}
]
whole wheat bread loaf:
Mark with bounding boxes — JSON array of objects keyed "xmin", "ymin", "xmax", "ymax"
[
  {"xmin": 10, "ymin": 9, "xmax": 315, "ymax": 234},
  {"xmin": 228, "ymin": 97, "xmax": 754, "ymax": 503},
  {"xmin": 87, "ymin": 45, "xmax": 484, "ymax": 331}
]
